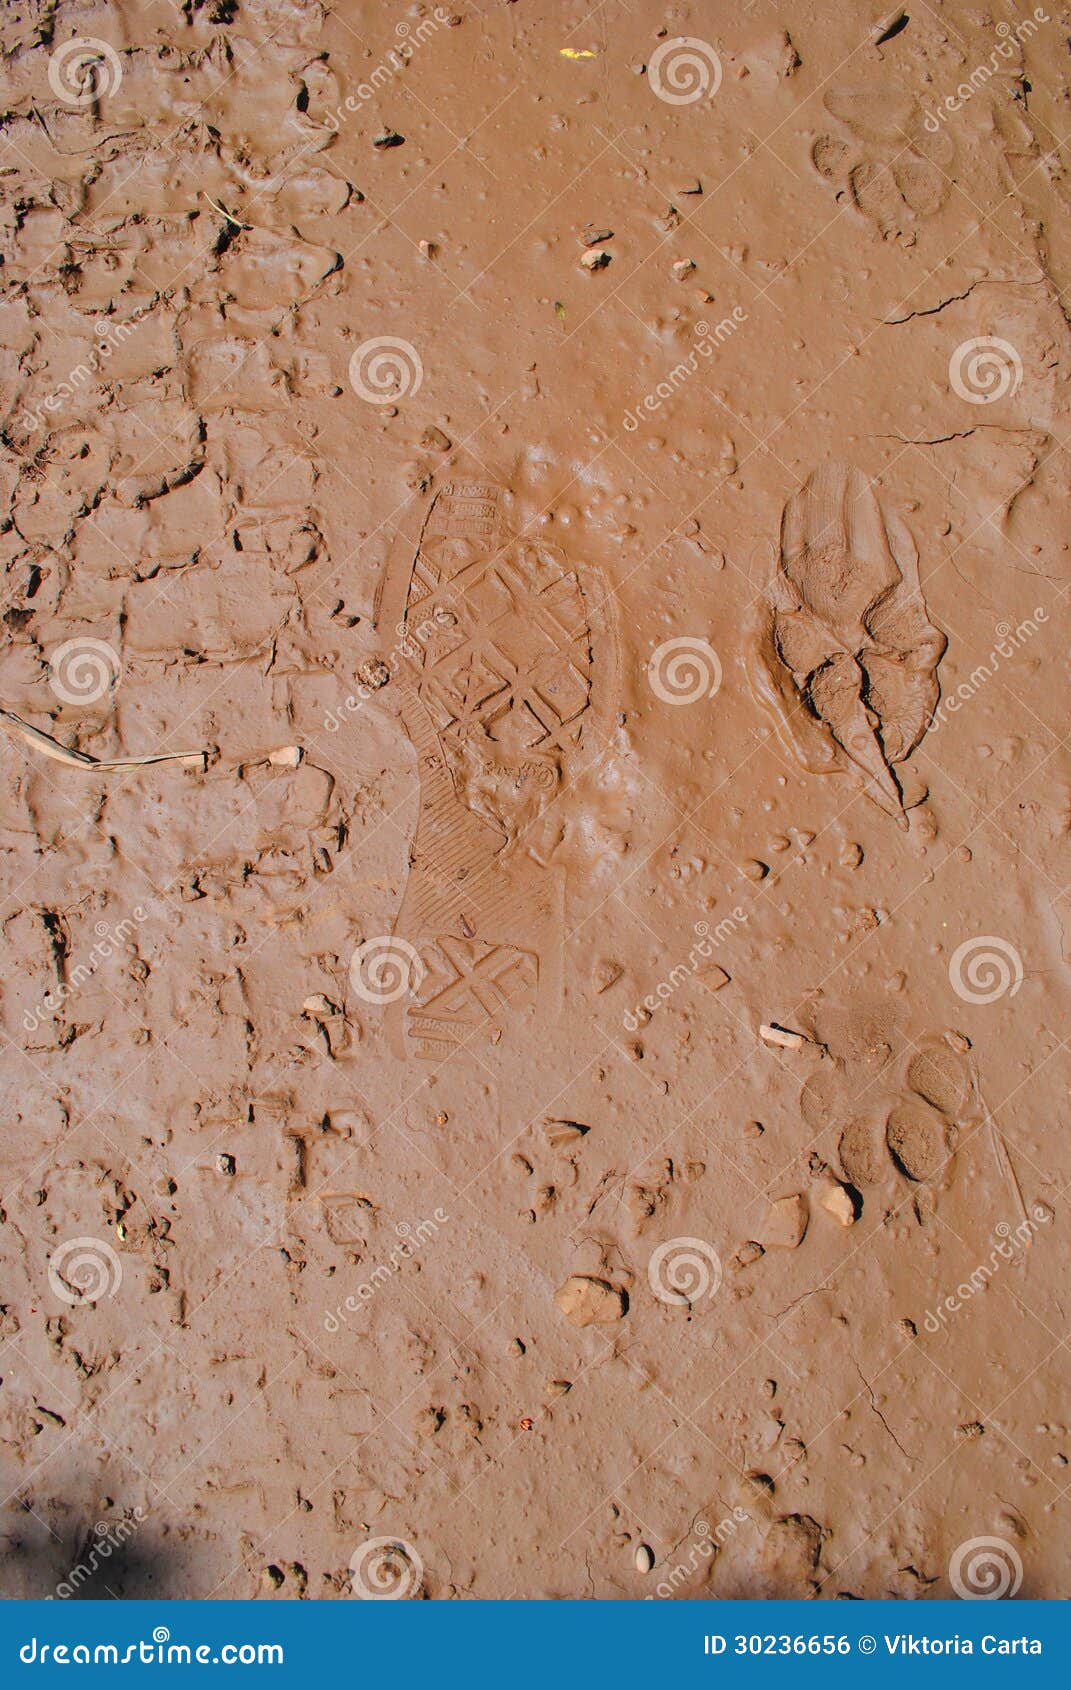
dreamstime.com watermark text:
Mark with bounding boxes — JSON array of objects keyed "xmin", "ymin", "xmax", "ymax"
[
  {"xmin": 931, "ymin": 609, "xmax": 1047, "ymax": 728},
  {"xmin": 322, "ymin": 11, "xmax": 452, "ymax": 130},
  {"xmin": 15, "ymin": 310, "xmax": 152, "ymax": 437},
  {"xmin": 921, "ymin": 1206, "xmax": 1052, "ymax": 1333},
  {"xmin": 51, "ymin": 1511, "xmax": 147, "ymax": 1600},
  {"xmin": 19, "ymin": 1630, "xmax": 283, "ymax": 1666},
  {"xmin": 922, "ymin": 9, "xmax": 1050, "ymax": 131},
  {"xmin": 23, "ymin": 908, "xmax": 150, "ymax": 1035},
  {"xmin": 624, "ymin": 912, "xmax": 748, "ymax": 1031},
  {"xmin": 324, "ymin": 1209, "xmax": 449, "ymax": 1332},
  {"xmin": 623, "ymin": 310, "xmax": 748, "ymax": 432},
  {"xmin": 647, "ymin": 1510, "xmax": 748, "ymax": 1598},
  {"xmin": 324, "ymin": 606, "xmax": 457, "ymax": 733}
]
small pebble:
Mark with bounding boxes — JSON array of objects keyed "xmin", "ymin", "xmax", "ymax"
[
  {"xmin": 356, "ymin": 657, "xmax": 391, "ymax": 690},
  {"xmin": 762, "ymin": 1193, "xmax": 808, "ymax": 1249},
  {"xmin": 302, "ymin": 993, "xmax": 338, "ymax": 1017},
  {"xmin": 545, "ymin": 1119, "xmax": 589, "ymax": 1150},
  {"xmin": 555, "ymin": 1275, "xmax": 627, "ymax": 1326},
  {"xmin": 872, "ymin": 5, "xmax": 908, "ymax": 43},
  {"xmin": 760, "ymin": 1022, "xmax": 807, "ymax": 1049},
  {"xmin": 269, "ymin": 745, "xmax": 303, "ymax": 768},
  {"xmin": 818, "ymin": 1180, "xmax": 857, "ymax": 1227}
]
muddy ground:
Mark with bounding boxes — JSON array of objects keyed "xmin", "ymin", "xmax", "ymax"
[{"xmin": 1, "ymin": 0, "xmax": 1070, "ymax": 1600}]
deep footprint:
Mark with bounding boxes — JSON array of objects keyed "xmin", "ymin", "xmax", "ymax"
[
  {"xmin": 749, "ymin": 463, "xmax": 946, "ymax": 826},
  {"xmin": 376, "ymin": 479, "xmax": 611, "ymax": 1059}
]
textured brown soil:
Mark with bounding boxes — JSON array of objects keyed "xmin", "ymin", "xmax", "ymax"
[{"xmin": 1, "ymin": 0, "xmax": 1070, "ymax": 1601}]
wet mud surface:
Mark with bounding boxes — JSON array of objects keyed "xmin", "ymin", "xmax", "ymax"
[{"xmin": 1, "ymin": 0, "xmax": 1070, "ymax": 1601}]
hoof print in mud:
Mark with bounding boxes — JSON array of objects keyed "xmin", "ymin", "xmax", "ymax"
[{"xmin": 748, "ymin": 463, "xmax": 946, "ymax": 827}]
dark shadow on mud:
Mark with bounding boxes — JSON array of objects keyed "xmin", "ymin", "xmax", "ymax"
[{"xmin": 0, "ymin": 1520, "xmax": 177, "ymax": 1599}]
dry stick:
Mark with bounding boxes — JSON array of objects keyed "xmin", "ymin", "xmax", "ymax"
[
  {"xmin": 970, "ymin": 1062, "xmax": 1030, "ymax": 1239},
  {"xmin": 199, "ymin": 190, "xmax": 252, "ymax": 229},
  {"xmin": 0, "ymin": 707, "xmax": 207, "ymax": 774}
]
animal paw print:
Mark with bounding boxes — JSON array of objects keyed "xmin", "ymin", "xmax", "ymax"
[
  {"xmin": 833, "ymin": 1037, "xmax": 972, "ymax": 1193},
  {"xmin": 811, "ymin": 84, "xmax": 950, "ymax": 240}
]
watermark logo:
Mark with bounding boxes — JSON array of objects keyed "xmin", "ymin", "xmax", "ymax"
[
  {"xmin": 623, "ymin": 911, "xmax": 747, "ymax": 1031},
  {"xmin": 53, "ymin": 1512, "xmax": 147, "ymax": 1600},
  {"xmin": 322, "ymin": 11, "xmax": 451, "ymax": 130},
  {"xmin": 648, "ymin": 1238, "xmax": 722, "ymax": 1306},
  {"xmin": 647, "ymin": 637, "xmax": 721, "ymax": 706},
  {"xmin": 932, "ymin": 610, "xmax": 1047, "ymax": 728},
  {"xmin": 348, "ymin": 1536, "xmax": 423, "ymax": 1599},
  {"xmin": 325, "ymin": 1211, "xmax": 449, "ymax": 1331},
  {"xmin": 922, "ymin": 1208, "xmax": 1051, "ymax": 1334},
  {"xmin": 623, "ymin": 311, "xmax": 747, "ymax": 431},
  {"xmin": 923, "ymin": 10, "xmax": 1050, "ymax": 132},
  {"xmin": 323, "ymin": 605, "xmax": 458, "ymax": 734},
  {"xmin": 646, "ymin": 1511, "xmax": 747, "ymax": 1598},
  {"xmin": 349, "ymin": 936, "xmax": 425, "ymax": 1004},
  {"xmin": 348, "ymin": 337, "xmax": 423, "ymax": 404},
  {"xmin": 19, "ymin": 1631, "xmax": 282, "ymax": 1664},
  {"xmin": 48, "ymin": 1237, "xmax": 122, "ymax": 1306},
  {"xmin": 949, "ymin": 1535, "xmax": 1023, "ymax": 1600},
  {"xmin": 648, "ymin": 37, "xmax": 722, "ymax": 104},
  {"xmin": 48, "ymin": 38, "xmax": 123, "ymax": 107},
  {"xmin": 23, "ymin": 908, "xmax": 148, "ymax": 1035},
  {"xmin": 48, "ymin": 638, "xmax": 121, "ymax": 705},
  {"xmin": 17, "ymin": 312, "xmax": 151, "ymax": 438},
  {"xmin": 949, "ymin": 337, "xmax": 1023, "ymax": 405},
  {"xmin": 949, "ymin": 936, "xmax": 1023, "ymax": 1005}
]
